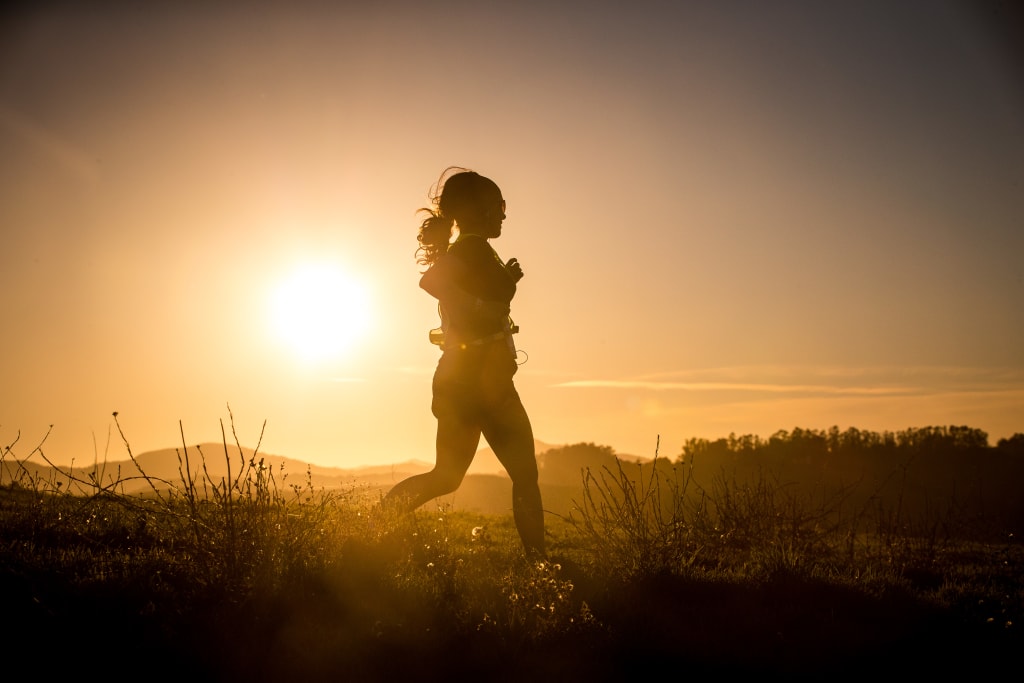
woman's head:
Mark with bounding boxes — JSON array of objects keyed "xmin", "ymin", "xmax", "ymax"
[{"xmin": 416, "ymin": 167, "xmax": 505, "ymax": 267}]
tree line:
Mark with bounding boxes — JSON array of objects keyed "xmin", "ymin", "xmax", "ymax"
[
  {"xmin": 538, "ymin": 426, "xmax": 1023, "ymax": 535},
  {"xmin": 680, "ymin": 425, "xmax": 1023, "ymax": 462}
]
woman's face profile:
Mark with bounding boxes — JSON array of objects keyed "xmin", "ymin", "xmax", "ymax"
[{"xmin": 478, "ymin": 190, "xmax": 506, "ymax": 238}]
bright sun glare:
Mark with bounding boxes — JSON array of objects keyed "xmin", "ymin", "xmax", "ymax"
[{"xmin": 269, "ymin": 263, "xmax": 371, "ymax": 365}]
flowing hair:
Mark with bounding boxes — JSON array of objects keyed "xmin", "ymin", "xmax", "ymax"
[
  {"xmin": 415, "ymin": 210, "xmax": 455, "ymax": 268},
  {"xmin": 415, "ymin": 166, "xmax": 499, "ymax": 268}
]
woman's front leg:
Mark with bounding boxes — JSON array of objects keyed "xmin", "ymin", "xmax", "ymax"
[{"xmin": 483, "ymin": 398, "xmax": 545, "ymax": 556}]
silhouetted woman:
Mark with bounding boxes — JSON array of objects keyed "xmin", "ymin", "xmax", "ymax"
[{"xmin": 384, "ymin": 168, "xmax": 545, "ymax": 557}]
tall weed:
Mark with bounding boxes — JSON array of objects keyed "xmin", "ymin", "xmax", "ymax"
[{"xmin": 567, "ymin": 437, "xmax": 702, "ymax": 577}]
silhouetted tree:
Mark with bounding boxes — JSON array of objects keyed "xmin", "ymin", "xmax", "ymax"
[
  {"xmin": 539, "ymin": 443, "xmax": 618, "ymax": 485},
  {"xmin": 995, "ymin": 433, "xmax": 1024, "ymax": 456}
]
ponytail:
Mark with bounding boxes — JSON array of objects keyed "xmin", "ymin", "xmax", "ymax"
[{"xmin": 416, "ymin": 209, "xmax": 454, "ymax": 268}]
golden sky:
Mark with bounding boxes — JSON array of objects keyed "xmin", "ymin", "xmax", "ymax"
[{"xmin": 3, "ymin": 1, "xmax": 1022, "ymax": 468}]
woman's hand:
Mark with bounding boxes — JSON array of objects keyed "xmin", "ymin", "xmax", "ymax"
[{"xmin": 505, "ymin": 258, "xmax": 524, "ymax": 283}]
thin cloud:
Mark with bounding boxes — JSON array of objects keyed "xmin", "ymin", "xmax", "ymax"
[
  {"xmin": 630, "ymin": 365, "xmax": 1024, "ymax": 384},
  {"xmin": 552, "ymin": 380, "xmax": 917, "ymax": 395},
  {"xmin": 551, "ymin": 365, "xmax": 1024, "ymax": 397},
  {"xmin": 0, "ymin": 103, "xmax": 100, "ymax": 184}
]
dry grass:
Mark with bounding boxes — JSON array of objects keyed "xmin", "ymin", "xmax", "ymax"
[{"xmin": 1, "ymin": 420, "xmax": 1020, "ymax": 681}]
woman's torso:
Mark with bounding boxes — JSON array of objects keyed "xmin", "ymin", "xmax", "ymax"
[{"xmin": 426, "ymin": 234, "xmax": 516, "ymax": 343}]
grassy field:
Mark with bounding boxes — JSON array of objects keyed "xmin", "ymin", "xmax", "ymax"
[{"xmin": 1, "ymin": 426, "xmax": 1021, "ymax": 681}]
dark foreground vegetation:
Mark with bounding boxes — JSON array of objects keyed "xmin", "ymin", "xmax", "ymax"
[{"xmin": 2, "ymin": 420, "xmax": 1021, "ymax": 681}]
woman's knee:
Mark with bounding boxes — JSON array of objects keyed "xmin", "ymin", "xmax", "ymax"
[{"xmin": 425, "ymin": 466, "xmax": 466, "ymax": 495}]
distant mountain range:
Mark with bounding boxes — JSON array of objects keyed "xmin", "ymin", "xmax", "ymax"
[{"xmin": 0, "ymin": 440, "xmax": 648, "ymax": 516}]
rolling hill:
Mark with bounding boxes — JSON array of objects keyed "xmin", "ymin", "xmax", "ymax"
[{"xmin": 0, "ymin": 439, "xmax": 637, "ymax": 516}]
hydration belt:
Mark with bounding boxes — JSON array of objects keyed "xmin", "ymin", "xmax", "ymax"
[{"xmin": 429, "ymin": 322, "xmax": 519, "ymax": 352}]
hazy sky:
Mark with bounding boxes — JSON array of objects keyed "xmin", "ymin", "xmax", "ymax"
[{"xmin": 3, "ymin": 1, "xmax": 1022, "ymax": 469}]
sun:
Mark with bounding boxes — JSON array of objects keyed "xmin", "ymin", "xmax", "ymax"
[{"xmin": 268, "ymin": 263, "xmax": 371, "ymax": 365}]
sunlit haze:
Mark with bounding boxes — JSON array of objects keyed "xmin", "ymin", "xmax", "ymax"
[{"xmin": 2, "ymin": 1, "xmax": 1022, "ymax": 468}]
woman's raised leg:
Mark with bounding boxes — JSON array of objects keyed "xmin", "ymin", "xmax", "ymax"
[{"xmin": 384, "ymin": 416, "xmax": 481, "ymax": 511}]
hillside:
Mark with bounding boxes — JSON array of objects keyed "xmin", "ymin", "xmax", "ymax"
[
  {"xmin": 5, "ymin": 427, "xmax": 1021, "ymax": 523},
  {"xmin": 0, "ymin": 439, "xmax": 616, "ymax": 515}
]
